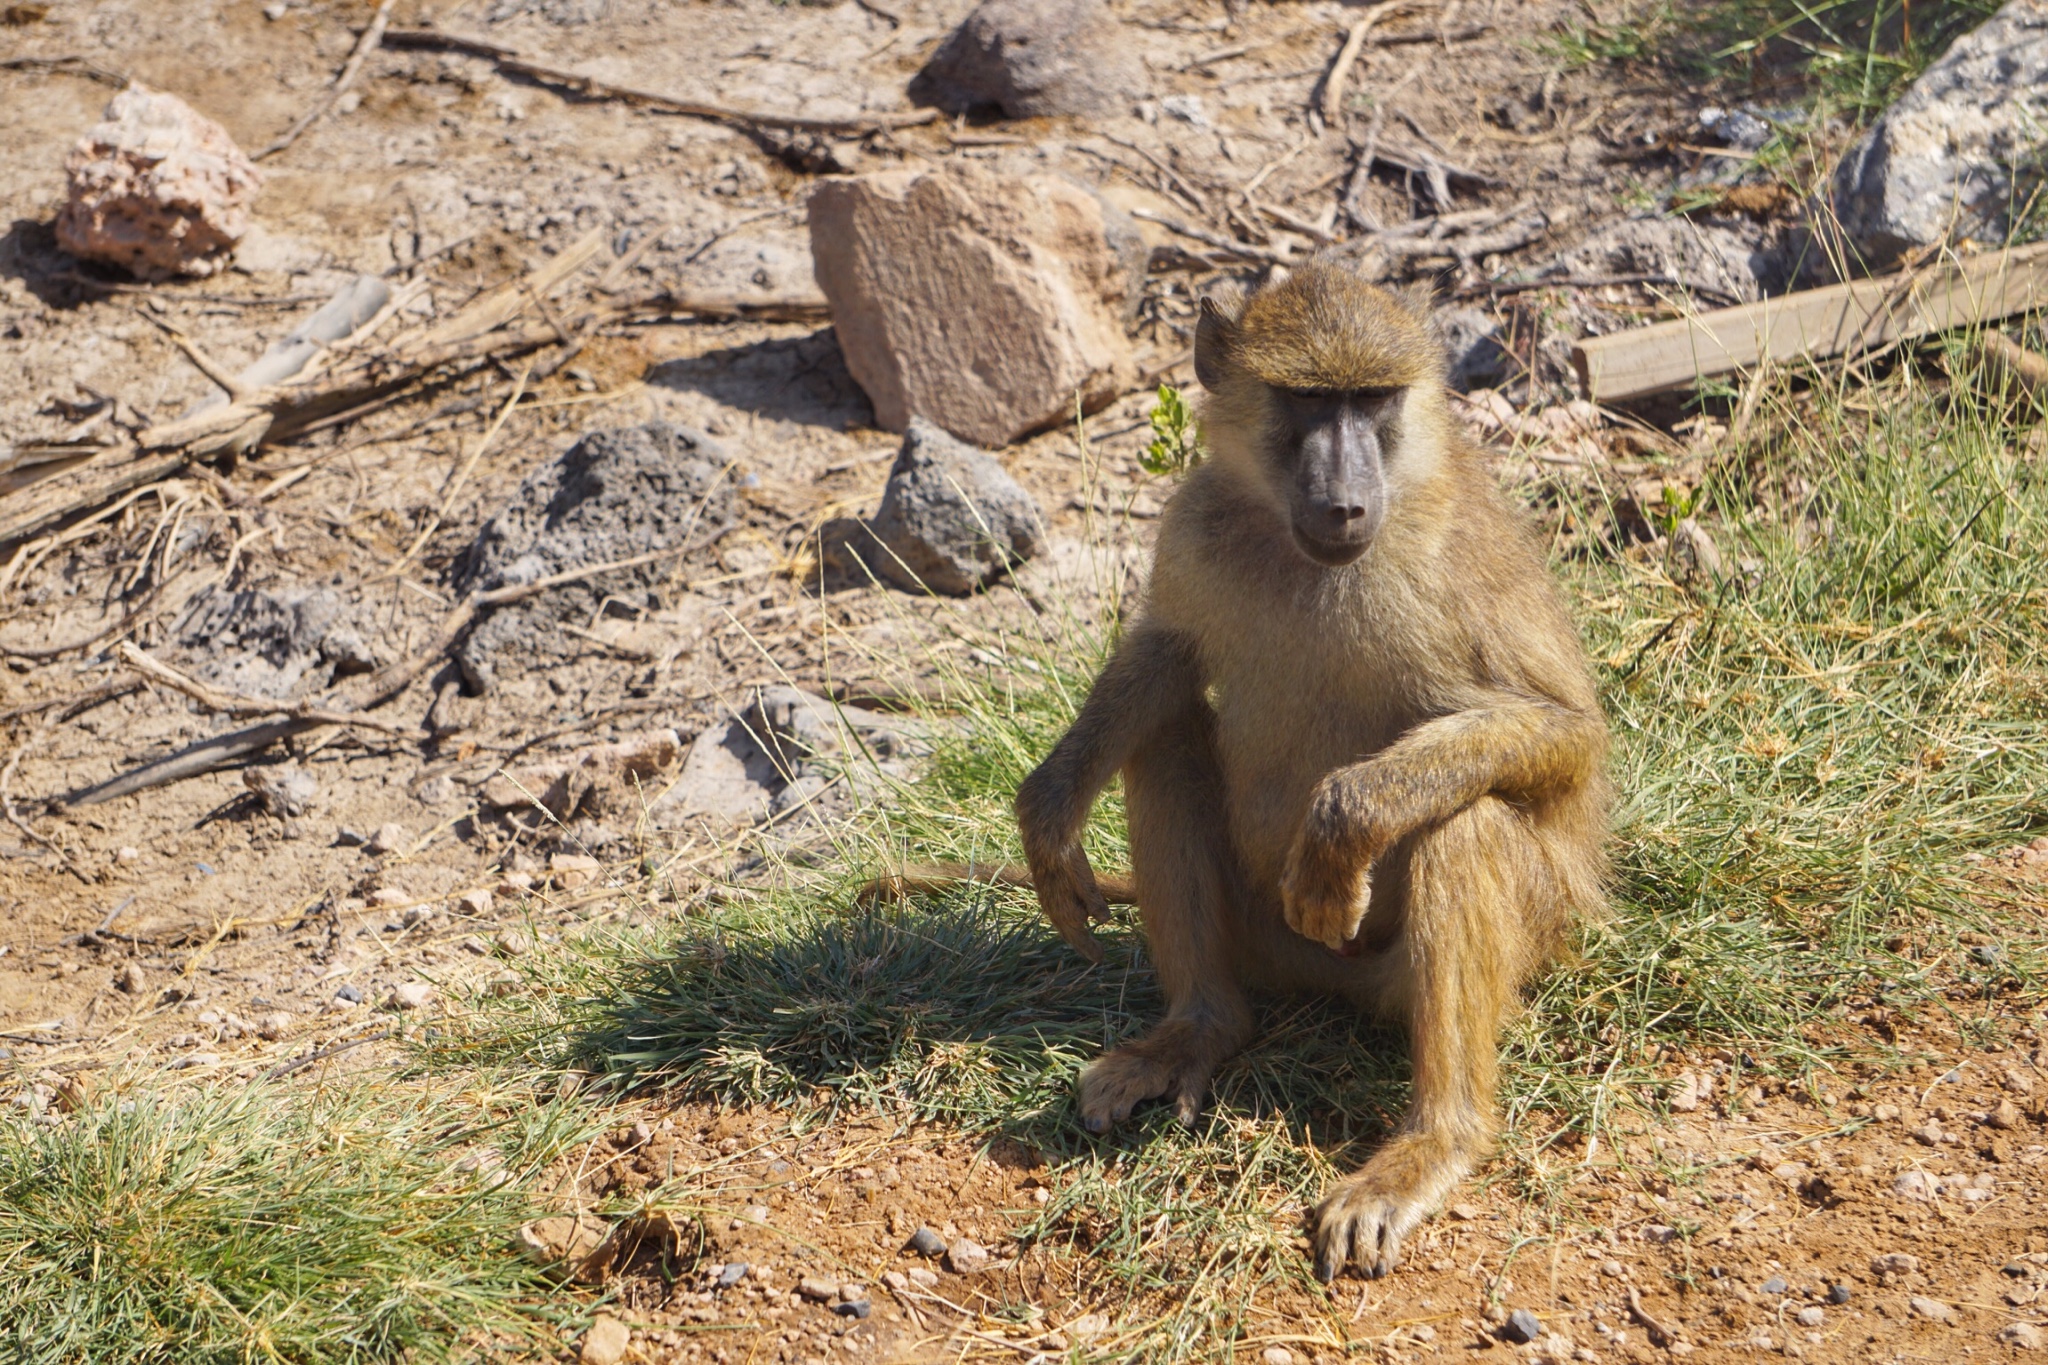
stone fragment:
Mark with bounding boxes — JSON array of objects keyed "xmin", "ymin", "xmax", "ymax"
[
  {"xmin": 912, "ymin": 0, "xmax": 1144, "ymax": 119},
  {"xmin": 881, "ymin": 1270, "xmax": 909, "ymax": 1291},
  {"xmin": 518, "ymin": 1214, "xmax": 612, "ymax": 1284},
  {"xmin": 365, "ymin": 823, "xmax": 408, "ymax": 856},
  {"xmin": 856, "ymin": 420, "xmax": 1043, "ymax": 595},
  {"xmin": 550, "ymin": 853, "xmax": 602, "ymax": 889},
  {"xmin": 809, "ymin": 164, "xmax": 1139, "ymax": 446},
  {"xmin": 1831, "ymin": 1, "xmax": 2048, "ymax": 269},
  {"xmin": 453, "ymin": 888, "xmax": 494, "ymax": 917},
  {"xmin": 1498, "ymin": 1309, "xmax": 1542, "ymax": 1344},
  {"xmin": 1893, "ymin": 1169, "xmax": 1937, "ymax": 1201},
  {"xmin": 367, "ymin": 888, "xmax": 409, "ymax": 909},
  {"xmin": 2000, "ymin": 1321, "xmax": 2046, "ymax": 1349},
  {"xmin": 1872, "ymin": 1252, "xmax": 1922, "ymax": 1276},
  {"xmin": 256, "ymin": 1010, "xmax": 294, "ymax": 1040},
  {"xmin": 113, "ymin": 962, "xmax": 147, "ymax": 994},
  {"xmin": 833, "ymin": 1298, "xmax": 872, "ymax": 1318},
  {"xmin": 1549, "ymin": 215, "xmax": 1778, "ymax": 304},
  {"xmin": 943, "ymin": 1237, "xmax": 991, "ymax": 1273},
  {"xmin": 1795, "ymin": 1306, "xmax": 1825, "ymax": 1327},
  {"xmin": 906, "ymin": 1227, "xmax": 947, "ymax": 1257},
  {"xmin": 1761, "ymin": 1276, "xmax": 1788, "ymax": 1295},
  {"xmin": 494, "ymin": 928, "xmax": 533, "ymax": 957},
  {"xmin": 387, "ymin": 981, "xmax": 434, "ymax": 1011},
  {"xmin": 56, "ymin": 84, "xmax": 261, "ymax": 279},
  {"xmin": 580, "ymin": 1314, "xmax": 631, "ymax": 1365},
  {"xmin": 333, "ymin": 983, "xmax": 364, "ymax": 1005},
  {"xmin": 243, "ymin": 765, "xmax": 318, "ymax": 818},
  {"xmin": 1447, "ymin": 1203, "xmax": 1481, "ymax": 1221},
  {"xmin": 173, "ymin": 585, "xmax": 362, "ymax": 700},
  {"xmin": 716, "ymin": 1262, "xmax": 750, "ymax": 1289},
  {"xmin": 1827, "ymin": 1284, "xmax": 1851, "ymax": 1305},
  {"xmin": 1989, "ymin": 1097, "xmax": 2023, "ymax": 1129},
  {"xmin": 1260, "ymin": 1348, "xmax": 1296, "ymax": 1365},
  {"xmin": 1909, "ymin": 1295, "xmax": 1957, "ymax": 1325},
  {"xmin": 907, "ymin": 1265, "xmax": 939, "ymax": 1288},
  {"xmin": 797, "ymin": 1277, "xmax": 840, "ymax": 1302},
  {"xmin": 647, "ymin": 718, "xmax": 785, "ymax": 828}
]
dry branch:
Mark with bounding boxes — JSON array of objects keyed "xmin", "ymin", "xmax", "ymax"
[
  {"xmin": 256, "ymin": 0, "xmax": 396, "ymax": 159},
  {"xmin": 381, "ymin": 27, "xmax": 937, "ymax": 134},
  {"xmin": 1975, "ymin": 330, "xmax": 2048, "ymax": 394},
  {"xmin": 1319, "ymin": 1, "xmax": 1404, "ymax": 127}
]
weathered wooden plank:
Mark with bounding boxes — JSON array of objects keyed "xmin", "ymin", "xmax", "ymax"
[{"xmin": 1572, "ymin": 241, "xmax": 2048, "ymax": 403}]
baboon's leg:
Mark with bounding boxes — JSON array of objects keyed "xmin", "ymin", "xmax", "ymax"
[
  {"xmin": 1311, "ymin": 794, "xmax": 1535, "ymax": 1280},
  {"xmin": 1078, "ymin": 708, "xmax": 1254, "ymax": 1132}
]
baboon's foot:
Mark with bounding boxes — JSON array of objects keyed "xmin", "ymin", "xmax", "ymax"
[
  {"xmin": 1077, "ymin": 1019, "xmax": 1235, "ymax": 1133},
  {"xmin": 1310, "ymin": 1134, "xmax": 1472, "ymax": 1280}
]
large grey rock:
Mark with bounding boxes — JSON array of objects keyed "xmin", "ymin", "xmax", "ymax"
[
  {"xmin": 846, "ymin": 420, "xmax": 1043, "ymax": 595},
  {"xmin": 455, "ymin": 423, "xmax": 736, "ymax": 689},
  {"xmin": 57, "ymin": 84, "xmax": 262, "ymax": 281},
  {"xmin": 912, "ymin": 0, "xmax": 1143, "ymax": 120},
  {"xmin": 1433, "ymin": 307, "xmax": 1510, "ymax": 393},
  {"xmin": 1832, "ymin": 0, "xmax": 2048, "ymax": 269},
  {"xmin": 808, "ymin": 164, "xmax": 1139, "ymax": 446}
]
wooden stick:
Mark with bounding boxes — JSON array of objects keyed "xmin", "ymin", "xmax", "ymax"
[
  {"xmin": 381, "ymin": 27, "xmax": 937, "ymax": 134},
  {"xmin": 63, "ymin": 718, "xmax": 314, "ymax": 808},
  {"xmin": 1320, "ymin": 1, "xmax": 1404, "ymax": 127},
  {"xmin": 255, "ymin": 0, "xmax": 396, "ymax": 160},
  {"xmin": 1572, "ymin": 242, "xmax": 2048, "ymax": 402},
  {"xmin": 1128, "ymin": 207, "xmax": 1296, "ymax": 265},
  {"xmin": 1975, "ymin": 330, "xmax": 2048, "ymax": 394},
  {"xmin": 114, "ymin": 642, "xmax": 427, "ymax": 737}
]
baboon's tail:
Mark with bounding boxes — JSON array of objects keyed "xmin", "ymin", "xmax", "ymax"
[{"xmin": 857, "ymin": 861, "xmax": 1138, "ymax": 908}]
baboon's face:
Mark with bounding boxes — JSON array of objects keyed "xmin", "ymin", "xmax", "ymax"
[{"xmin": 1268, "ymin": 383, "xmax": 1402, "ymax": 567}]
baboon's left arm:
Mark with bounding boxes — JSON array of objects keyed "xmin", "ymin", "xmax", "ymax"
[{"xmin": 1281, "ymin": 693, "xmax": 1603, "ymax": 948}]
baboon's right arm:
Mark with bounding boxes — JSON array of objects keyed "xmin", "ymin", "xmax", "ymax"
[{"xmin": 1014, "ymin": 625, "xmax": 1201, "ymax": 961}]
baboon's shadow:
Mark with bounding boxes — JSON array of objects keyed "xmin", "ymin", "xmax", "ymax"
[{"xmin": 569, "ymin": 896, "xmax": 1410, "ymax": 1156}]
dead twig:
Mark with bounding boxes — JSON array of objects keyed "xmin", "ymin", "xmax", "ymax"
[
  {"xmin": 256, "ymin": 0, "xmax": 396, "ymax": 160},
  {"xmin": 261, "ymin": 1029, "xmax": 395, "ymax": 1081},
  {"xmin": 0, "ymin": 54, "xmax": 127, "ymax": 85},
  {"xmin": 114, "ymin": 642, "xmax": 427, "ymax": 737},
  {"xmin": 381, "ymin": 28, "xmax": 937, "ymax": 134},
  {"xmin": 1128, "ymin": 208, "xmax": 1295, "ymax": 265},
  {"xmin": 1975, "ymin": 330, "xmax": 2048, "ymax": 394},
  {"xmin": 1627, "ymin": 1289, "xmax": 1676, "ymax": 1348},
  {"xmin": 1319, "ymin": 1, "xmax": 1405, "ymax": 128}
]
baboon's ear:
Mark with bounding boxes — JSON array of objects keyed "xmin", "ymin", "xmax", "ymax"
[{"xmin": 1194, "ymin": 293, "xmax": 1243, "ymax": 392}]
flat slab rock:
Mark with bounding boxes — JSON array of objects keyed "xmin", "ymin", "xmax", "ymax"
[
  {"xmin": 57, "ymin": 84, "xmax": 262, "ymax": 281},
  {"xmin": 1832, "ymin": 0, "xmax": 2048, "ymax": 268},
  {"xmin": 808, "ymin": 163, "xmax": 1140, "ymax": 447}
]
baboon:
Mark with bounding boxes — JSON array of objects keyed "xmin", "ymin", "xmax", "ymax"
[{"xmin": 887, "ymin": 264, "xmax": 1610, "ymax": 1280}]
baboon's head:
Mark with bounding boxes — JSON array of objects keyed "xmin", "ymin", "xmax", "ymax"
[{"xmin": 1194, "ymin": 263, "xmax": 1449, "ymax": 568}]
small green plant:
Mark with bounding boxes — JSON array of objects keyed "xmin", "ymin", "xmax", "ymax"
[{"xmin": 1140, "ymin": 383, "xmax": 1198, "ymax": 478}]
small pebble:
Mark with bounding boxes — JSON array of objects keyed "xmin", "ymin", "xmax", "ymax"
[
  {"xmin": 387, "ymin": 981, "xmax": 433, "ymax": 1011},
  {"xmin": 1599, "ymin": 1260, "xmax": 1625, "ymax": 1278},
  {"xmin": 1871, "ymin": 1253, "xmax": 1921, "ymax": 1276},
  {"xmin": 944, "ymin": 1238, "xmax": 991, "ymax": 1274},
  {"xmin": 581, "ymin": 1314, "xmax": 630, "ymax": 1365},
  {"xmin": 1999, "ymin": 1322, "xmax": 2046, "ymax": 1349},
  {"xmin": 1795, "ymin": 1307, "xmax": 1824, "ymax": 1327},
  {"xmin": 880, "ymin": 1270, "xmax": 908, "ymax": 1291},
  {"xmin": 715, "ymin": 1262, "xmax": 749, "ymax": 1289},
  {"xmin": 1498, "ymin": 1309, "xmax": 1542, "ymax": 1344},
  {"xmin": 113, "ymin": 963, "xmax": 147, "ymax": 994},
  {"xmin": 333, "ymin": 983, "xmax": 364, "ymax": 1004},
  {"xmin": 1970, "ymin": 942, "xmax": 2002, "ymax": 964},
  {"xmin": 832, "ymin": 1299, "xmax": 871, "ymax": 1319},
  {"xmin": 797, "ymin": 1277, "xmax": 838, "ymax": 1302},
  {"xmin": 1260, "ymin": 1348, "xmax": 1296, "ymax": 1365},
  {"xmin": 1908, "ymin": 1296, "xmax": 1956, "ymax": 1325},
  {"xmin": 1827, "ymin": 1284, "xmax": 1851, "ymax": 1305},
  {"xmin": 905, "ymin": 1226, "xmax": 947, "ymax": 1258},
  {"xmin": 906, "ymin": 1266, "xmax": 939, "ymax": 1289},
  {"xmin": 336, "ymin": 828, "xmax": 368, "ymax": 846},
  {"xmin": 1761, "ymin": 1276, "xmax": 1788, "ymax": 1295},
  {"xmin": 495, "ymin": 929, "xmax": 533, "ymax": 957},
  {"xmin": 365, "ymin": 822, "xmax": 408, "ymax": 856}
]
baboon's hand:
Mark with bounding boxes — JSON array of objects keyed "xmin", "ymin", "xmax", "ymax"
[
  {"xmin": 1280, "ymin": 790, "xmax": 1378, "ymax": 951},
  {"xmin": 1026, "ymin": 847, "xmax": 1110, "ymax": 963}
]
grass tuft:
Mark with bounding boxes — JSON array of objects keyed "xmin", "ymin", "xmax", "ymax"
[{"xmin": 0, "ymin": 1078, "xmax": 582, "ymax": 1365}]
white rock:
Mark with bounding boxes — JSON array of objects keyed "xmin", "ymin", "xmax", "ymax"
[
  {"xmin": 1909, "ymin": 1296, "xmax": 1957, "ymax": 1324},
  {"xmin": 56, "ymin": 84, "xmax": 261, "ymax": 280},
  {"xmin": 454, "ymin": 888, "xmax": 495, "ymax": 917},
  {"xmin": 580, "ymin": 1314, "xmax": 631, "ymax": 1365},
  {"xmin": 387, "ymin": 981, "xmax": 434, "ymax": 1011},
  {"xmin": 1832, "ymin": 1, "xmax": 2048, "ymax": 268},
  {"xmin": 365, "ymin": 822, "xmax": 408, "ymax": 856},
  {"xmin": 809, "ymin": 163, "xmax": 1139, "ymax": 447}
]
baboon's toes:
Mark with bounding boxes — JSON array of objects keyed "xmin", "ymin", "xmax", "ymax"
[
  {"xmin": 1311, "ymin": 1183, "xmax": 1416, "ymax": 1281},
  {"xmin": 1081, "ymin": 1113, "xmax": 1112, "ymax": 1135}
]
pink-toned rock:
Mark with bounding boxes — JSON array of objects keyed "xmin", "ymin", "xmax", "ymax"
[
  {"xmin": 57, "ymin": 84, "xmax": 262, "ymax": 280},
  {"xmin": 809, "ymin": 164, "xmax": 1138, "ymax": 446}
]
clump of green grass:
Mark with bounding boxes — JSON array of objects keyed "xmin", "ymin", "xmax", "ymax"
[
  {"xmin": 1547, "ymin": 1, "xmax": 2004, "ymax": 126},
  {"xmin": 0, "ymin": 1078, "xmax": 585, "ymax": 1365},
  {"xmin": 443, "ymin": 350, "xmax": 2047, "ymax": 1360}
]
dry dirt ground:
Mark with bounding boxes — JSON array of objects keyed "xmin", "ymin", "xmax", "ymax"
[{"xmin": 2, "ymin": 1, "xmax": 2047, "ymax": 1362}]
